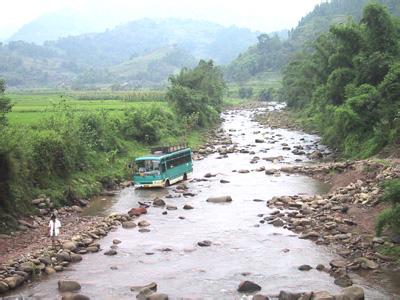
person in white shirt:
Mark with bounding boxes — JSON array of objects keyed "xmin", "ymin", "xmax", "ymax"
[{"xmin": 48, "ymin": 213, "xmax": 61, "ymax": 248}]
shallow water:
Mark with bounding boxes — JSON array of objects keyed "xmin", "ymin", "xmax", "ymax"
[{"xmin": 11, "ymin": 105, "xmax": 396, "ymax": 299}]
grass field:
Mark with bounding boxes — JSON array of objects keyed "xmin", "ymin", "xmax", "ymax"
[
  {"xmin": 226, "ymin": 71, "xmax": 282, "ymax": 99},
  {"xmin": 6, "ymin": 91, "xmax": 166, "ymax": 125}
]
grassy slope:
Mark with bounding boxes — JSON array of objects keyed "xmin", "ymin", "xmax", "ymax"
[{"xmin": 0, "ymin": 91, "xmax": 208, "ymax": 233}]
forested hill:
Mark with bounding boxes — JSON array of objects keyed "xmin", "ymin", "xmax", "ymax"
[
  {"xmin": 225, "ymin": 0, "xmax": 400, "ymax": 82},
  {"xmin": 281, "ymin": 3, "xmax": 400, "ymax": 158},
  {"xmin": 0, "ymin": 19, "xmax": 258, "ymax": 88}
]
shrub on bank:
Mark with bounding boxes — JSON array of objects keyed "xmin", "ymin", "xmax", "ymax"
[
  {"xmin": 0, "ymin": 101, "xmax": 204, "ymax": 232},
  {"xmin": 376, "ymin": 179, "xmax": 400, "ymax": 235}
]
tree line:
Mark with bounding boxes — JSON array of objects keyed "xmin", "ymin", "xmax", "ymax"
[{"xmin": 281, "ymin": 3, "xmax": 400, "ymax": 158}]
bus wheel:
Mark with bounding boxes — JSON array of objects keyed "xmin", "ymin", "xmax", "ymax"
[
  {"xmin": 164, "ymin": 179, "xmax": 170, "ymax": 187},
  {"xmin": 183, "ymin": 173, "xmax": 187, "ymax": 181}
]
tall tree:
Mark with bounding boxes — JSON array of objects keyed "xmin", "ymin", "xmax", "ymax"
[{"xmin": 0, "ymin": 79, "xmax": 12, "ymax": 127}]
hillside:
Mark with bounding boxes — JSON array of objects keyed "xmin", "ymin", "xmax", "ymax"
[
  {"xmin": 225, "ymin": 0, "xmax": 400, "ymax": 82},
  {"xmin": 8, "ymin": 9, "xmax": 103, "ymax": 45},
  {"xmin": 0, "ymin": 18, "xmax": 258, "ymax": 88},
  {"xmin": 47, "ymin": 18, "xmax": 258, "ymax": 66}
]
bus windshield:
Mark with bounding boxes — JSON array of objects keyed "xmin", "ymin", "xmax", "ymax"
[{"xmin": 135, "ymin": 160, "xmax": 161, "ymax": 174}]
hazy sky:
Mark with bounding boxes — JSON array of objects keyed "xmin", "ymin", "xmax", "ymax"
[{"xmin": 0, "ymin": 0, "xmax": 323, "ymax": 39}]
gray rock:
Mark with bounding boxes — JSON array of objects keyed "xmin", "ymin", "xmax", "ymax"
[
  {"xmin": 146, "ymin": 293, "xmax": 169, "ymax": 300},
  {"xmin": 278, "ymin": 291, "xmax": 303, "ymax": 300},
  {"xmin": 197, "ymin": 240, "xmax": 212, "ymax": 247},
  {"xmin": 131, "ymin": 282, "xmax": 157, "ymax": 292},
  {"xmin": 70, "ymin": 253, "xmax": 83, "ymax": 263},
  {"xmin": 166, "ymin": 205, "xmax": 177, "ymax": 210},
  {"xmin": 298, "ymin": 264, "xmax": 312, "ymax": 271},
  {"xmin": 138, "ymin": 220, "xmax": 150, "ymax": 227},
  {"xmin": 61, "ymin": 293, "xmax": 90, "ymax": 300},
  {"xmin": 113, "ymin": 239, "xmax": 122, "ymax": 245},
  {"xmin": 329, "ymin": 259, "xmax": 348, "ymax": 268},
  {"xmin": 354, "ymin": 257, "xmax": 379, "ymax": 270},
  {"xmin": 252, "ymin": 295, "xmax": 269, "ymax": 300},
  {"xmin": 237, "ymin": 280, "xmax": 262, "ymax": 293},
  {"xmin": 0, "ymin": 281, "xmax": 9, "ymax": 293},
  {"xmin": 58, "ymin": 280, "xmax": 81, "ymax": 292},
  {"xmin": 238, "ymin": 169, "xmax": 250, "ymax": 174},
  {"xmin": 44, "ymin": 267, "xmax": 56, "ymax": 275},
  {"xmin": 272, "ymin": 219, "xmax": 284, "ymax": 227},
  {"xmin": 104, "ymin": 249, "xmax": 117, "ymax": 256},
  {"xmin": 19, "ymin": 262, "xmax": 34, "ymax": 273},
  {"xmin": 63, "ymin": 241, "xmax": 77, "ymax": 251},
  {"xmin": 122, "ymin": 221, "xmax": 137, "ymax": 229},
  {"xmin": 220, "ymin": 179, "xmax": 230, "ymax": 184},
  {"xmin": 311, "ymin": 291, "xmax": 334, "ymax": 300},
  {"xmin": 153, "ymin": 198, "xmax": 166, "ymax": 207},
  {"xmin": 183, "ymin": 204, "xmax": 194, "ymax": 210},
  {"xmin": 57, "ymin": 252, "xmax": 71, "ymax": 262},
  {"xmin": 206, "ymin": 196, "xmax": 232, "ymax": 203},
  {"xmin": 334, "ymin": 276, "xmax": 353, "ymax": 287}
]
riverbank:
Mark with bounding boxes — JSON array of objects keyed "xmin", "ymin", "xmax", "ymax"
[
  {"xmin": 255, "ymin": 107, "xmax": 400, "ymax": 294},
  {"xmin": 1, "ymin": 103, "xmax": 398, "ymax": 299}
]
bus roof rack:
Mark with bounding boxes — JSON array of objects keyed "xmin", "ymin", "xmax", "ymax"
[{"xmin": 150, "ymin": 144, "xmax": 188, "ymax": 154}]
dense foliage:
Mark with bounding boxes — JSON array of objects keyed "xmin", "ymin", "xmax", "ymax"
[
  {"xmin": 225, "ymin": 0, "xmax": 400, "ymax": 83},
  {"xmin": 0, "ymin": 86, "xmax": 205, "ymax": 232},
  {"xmin": 376, "ymin": 179, "xmax": 400, "ymax": 235},
  {"xmin": 167, "ymin": 60, "xmax": 225, "ymax": 127},
  {"xmin": 280, "ymin": 3, "xmax": 400, "ymax": 158}
]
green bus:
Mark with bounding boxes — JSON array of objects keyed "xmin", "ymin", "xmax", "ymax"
[{"xmin": 133, "ymin": 146, "xmax": 193, "ymax": 188}]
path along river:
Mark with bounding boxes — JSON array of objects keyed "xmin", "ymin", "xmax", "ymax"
[{"xmin": 12, "ymin": 105, "xmax": 393, "ymax": 299}]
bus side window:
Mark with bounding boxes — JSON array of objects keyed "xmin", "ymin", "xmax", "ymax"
[{"xmin": 160, "ymin": 163, "xmax": 166, "ymax": 172}]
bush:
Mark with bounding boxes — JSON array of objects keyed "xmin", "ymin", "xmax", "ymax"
[
  {"xmin": 376, "ymin": 179, "xmax": 400, "ymax": 235},
  {"xmin": 238, "ymin": 87, "xmax": 253, "ymax": 99}
]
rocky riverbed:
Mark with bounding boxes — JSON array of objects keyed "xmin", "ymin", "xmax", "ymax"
[{"xmin": 1, "ymin": 103, "xmax": 399, "ymax": 299}]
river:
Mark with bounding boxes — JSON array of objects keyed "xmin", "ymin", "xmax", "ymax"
[{"xmin": 11, "ymin": 105, "xmax": 393, "ymax": 299}]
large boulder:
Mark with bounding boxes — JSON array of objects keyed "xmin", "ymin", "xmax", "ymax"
[
  {"xmin": 63, "ymin": 241, "xmax": 78, "ymax": 252},
  {"xmin": 206, "ymin": 196, "xmax": 232, "ymax": 203},
  {"xmin": 58, "ymin": 280, "xmax": 81, "ymax": 292},
  {"xmin": 0, "ymin": 281, "xmax": 9, "ymax": 293},
  {"xmin": 57, "ymin": 252, "xmax": 71, "ymax": 262},
  {"xmin": 354, "ymin": 257, "xmax": 379, "ymax": 270},
  {"xmin": 341, "ymin": 286, "xmax": 365, "ymax": 300},
  {"xmin": 311, "ymin": 291, "xmax": 334, "ymax": 300},
  {"xmin": 237, "ymin": 281, "xmax": 262, "ymax": 293},
  {"xmin": 70, "ymin": 253, "xmax": 83, "ymax": 263},
  {"xmin": 4, "ymin": 276, "xmax": 24, "ymax": 289},
  {"xmin": 329, "ymin": 259, "xmax": 348, "ymax": 268}
]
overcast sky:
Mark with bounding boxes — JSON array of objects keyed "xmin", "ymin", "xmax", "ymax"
[{"xmin": 0, "ymin": 0, "xmax": 323, "ymax": 39}]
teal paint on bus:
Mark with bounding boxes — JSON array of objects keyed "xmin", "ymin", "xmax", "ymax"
[{"xmin": 133, "ymin": 148, "xmax": 193, "ymax": 188}]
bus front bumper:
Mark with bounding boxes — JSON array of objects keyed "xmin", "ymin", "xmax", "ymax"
[{"xmin": 134, "ymin": 180, "xmax": 164, "ymax": 188}]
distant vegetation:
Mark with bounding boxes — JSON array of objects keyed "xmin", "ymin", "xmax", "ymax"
[
  {"xmin": 0, "ymin": 18, "xmax": 258, "ymax": 89},
  {"xmin": 0, "ymin": 63, "xmax": 225, "ymax": 231},
  {"xmin": 280, "ymin": 3, "xmax": 400, "ymax": 158},
  {"xmin": 167, "ymin": 60, "xmax": 225, "ymax": 127},
  {"xmin": 225, "ymin": 0, "xmax": 400, "ymax": 83}
]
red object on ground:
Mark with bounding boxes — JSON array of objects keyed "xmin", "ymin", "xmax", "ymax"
[{"xmin": 128, "ymin": 207, "xmax": 147, "ymax": 217}]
